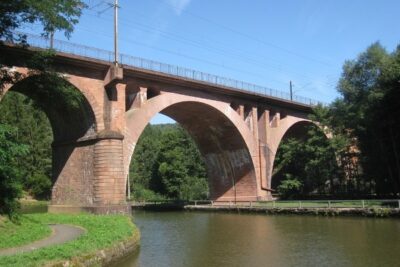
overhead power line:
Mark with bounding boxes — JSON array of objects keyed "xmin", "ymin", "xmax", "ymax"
[
  {"xmin": 83, "ymin": 10, "xmax": 317, "ymax": 86},
  {"xmin": 153, "ymin": 0, "xmax": 335, "ymax": 68}
]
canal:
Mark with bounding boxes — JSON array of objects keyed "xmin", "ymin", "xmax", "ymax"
[{"xmin": 117, "ymin": 211, "xmax": 400, "ymax": 267}]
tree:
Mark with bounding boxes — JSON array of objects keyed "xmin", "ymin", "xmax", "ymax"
[
  {"xmin": 0, "ymin": 92, "xmax": 53, "ymax": 199},
  {"xmin": 0, "ymin": 0, "xmax": 87, "ymax": 93},
  {"xmin": 336, "ymin": 43, "xmax": 400, "ymax": 196},
  {"xmin": 272, "ymin": 110, "xmax": 340, "ymax": 198},
  {"xmin": 275, "ymin": 42, "xmax": 400, "ymax": 198},
  {"xmin": 0, "ymin": 125, "xmax": 28, "ymax": 219},
  {"xmin": 129, "ymin": 124, "xmax": 208, "ymax": 201},
  {"xmin": 0, "ymin": 0, "xmax": 86, "ymax": 216},
  {"xmin": 0, "ymin": 0, "xmax": 86, "ymax": 41},
  {"xmin": 153, "ymin": 126, "xmax": 208, "ymax": 200}
]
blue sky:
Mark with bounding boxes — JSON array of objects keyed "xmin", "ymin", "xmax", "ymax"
[{"xmin": 22, "ymin": 0, "xmax": 400, "ymax": 124}]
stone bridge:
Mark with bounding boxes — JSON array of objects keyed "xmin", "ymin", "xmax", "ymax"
[{"xmin": 0, "ymin": 41, "xmax": 321, "ymax": 214}]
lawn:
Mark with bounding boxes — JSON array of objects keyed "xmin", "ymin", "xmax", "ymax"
[
  {"xmin": 0, "ymin": 213, "xmax": 138, "ymax": 267},
  {"xmin": 0, "ymin": 216, "xmax": 52, "ymax": 250}
]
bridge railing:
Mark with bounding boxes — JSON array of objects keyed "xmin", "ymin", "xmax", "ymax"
[{"xmin": 10, "ymin": 32, "xmax": 325, "ymax": 107}]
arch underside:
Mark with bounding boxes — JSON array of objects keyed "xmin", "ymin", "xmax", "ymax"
[
  {"xmin": 162, "ymin": 102, "xmax": 256, "ymax": 200},
  {"xmin": 2, "ymin": 74, "xmax": 99, "ymax": 206},
  {"xmin": 125, "ymin": 94, "xmax": 259, "ymax": 201},
  {"xmin": 269, "ymin": 118, "xmax": 327, "ymax": 189},
  {"xmin": 8, "ymin": 75, "xmax": 97, "ymax": 142}
]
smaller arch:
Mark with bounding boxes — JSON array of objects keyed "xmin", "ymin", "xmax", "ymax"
[{"xmin": 268, "ymin": 117, "xmax": 331, "ymax": 190}]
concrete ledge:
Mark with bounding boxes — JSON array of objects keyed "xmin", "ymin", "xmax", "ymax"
[
  {"xmin": 96, "ymin": 130, "xmax": 124, "ymax": 140},
  {"xmin": 184, "ymin": 205, "xmax": 400, "ymax": 218},
  {"xmin": 49, "ymin": 204, "xmax": 131, "ymax": 215},
  {"xmin": 49, "ymin": 227, "xmax": 140, "ymax": 267}
]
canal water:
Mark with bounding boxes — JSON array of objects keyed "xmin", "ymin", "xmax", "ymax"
[{"xmin": 117, "ymin": 211, "xmax": 400, "ymax": 267}]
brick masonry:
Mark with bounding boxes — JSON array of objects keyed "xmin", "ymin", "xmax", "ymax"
[{"xmin": 1, "ymin": 46, "xmax": 316, "ymax": 214}]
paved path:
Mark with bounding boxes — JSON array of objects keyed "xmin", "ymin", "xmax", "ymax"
[{"xmin": 0, "ymin": 224, "xmax": 85, "ymax": 256}]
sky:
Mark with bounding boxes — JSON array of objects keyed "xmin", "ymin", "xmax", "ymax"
[{"xmin": 21, "ymin": 0, "xmax": 400, "ymax": 124}]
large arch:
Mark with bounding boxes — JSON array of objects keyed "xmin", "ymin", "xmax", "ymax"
[
  {"xmin": 124, "ymin": 92, "xmax": 259, "ymax": 201},
  {"xmin": 0, "ymin": 73, "xmax": 99, "ymax": 205}
]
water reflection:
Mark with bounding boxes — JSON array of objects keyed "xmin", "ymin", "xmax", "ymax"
[{"xmin": 116, "ymin": 211, "xmax": 400, "ymax": 267}]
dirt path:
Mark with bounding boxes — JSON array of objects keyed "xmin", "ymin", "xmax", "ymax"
[{"xmin": 0, "ymin": 224, "xmax": 85, "ymax": 256}]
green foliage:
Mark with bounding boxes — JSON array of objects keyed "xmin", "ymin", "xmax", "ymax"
[
  {"xmin": 26, "ymin": 173, "xmax": 52, "ymax": 200},
  {"xmin": 0, "ymin": 0, "xmax": 86, "ymax": 212},
  {"xmin": 0, "ymin": 0, "xmax": 86, "ymax": 95},
  {"xmin": 0, "ymin": 0, "xmax": 86, "ymax": 41},
  {"xmin": 0, "ymin": 124, "xmax": 29, "ymax": 218},
  {"xmin": 130, "ymin": 124, "xmax": 208, "ymax": 201},
  {"xmin": 274, "ymin": 43, "xmax": 400, "ymax": 198},
  {"xmin": 0, "ymin": 92, "xmax": 52, "ymax": 200},
  {"xmin": 0, "ymin": 213, "xmax": 137, "ymax": 267},
  {"xmin": 131, "ymin": 184, "xmax": 166, "ymax": 202},
  {"xmin": 334, "ymin": 43, "xmax": 400, "ymax": 195},
  {"xmin": 277, "ymin": 174, "xmax": 302, "ymax": 199},
  {"xmin": 273, "ymin": 122, "xmax": 339, "ymax": 197}
]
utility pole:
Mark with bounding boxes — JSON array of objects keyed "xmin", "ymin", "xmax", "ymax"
[
  {"xmin": 50, "ymin": 31, "xmax": 54, "ymax": 49},
  {"xmin": 290, "ymin": 80, "xmax": 293, "ymax": 101},
  {"xmin": 113, "ymin": 0, "xmax": 119, "ymax": 66}
]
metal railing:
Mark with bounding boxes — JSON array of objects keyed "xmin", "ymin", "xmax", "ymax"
[
  {"xmin": 14, "ymin": 32, "xmax": 323, "ymax": 106},
  {"xmin": 205, "ymin": 199, "xmax": 400, "ymax": 209},
  {"xmin": 131, "ymin": 199, "xmax": 400, "ymax": 209}
]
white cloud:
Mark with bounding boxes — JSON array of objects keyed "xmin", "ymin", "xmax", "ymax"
[{"xmin": 167, "ymin": 0, "xmax": 192, "ymax": 15}]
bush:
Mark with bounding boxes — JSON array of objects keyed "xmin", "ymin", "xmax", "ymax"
[
  {"xmin": 131, "ymin": 184, "xmax": 166, "ymax": 201},
  {"xmin": 27, "ymin": 173, "xmax": 52, "ymax": 200},
  {"xmin": 277, "ymin": 174, "xmax": 303, "ymax": 199}
]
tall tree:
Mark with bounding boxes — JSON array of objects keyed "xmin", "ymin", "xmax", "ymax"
[
  {"xmin": 0, "ymin": 0, "xmax": 86, "ymax": 216},
  {"xmin": 0, "ymin": 125, "xmax": 28, "ymax": 219},
  {"xmin": 336, "ymin": 43, "xmax": 400, "ymax": 196}
]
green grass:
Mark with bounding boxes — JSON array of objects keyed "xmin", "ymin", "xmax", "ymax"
[
  {"xmin": 0, "ymin": 216, "xmax": 52, "ymax": 249},
  {"xmin": 0, "ymin": 213, "xmax": 138, "ymax": 267},
  {"xmin": 19, "ymin": 200, "xmax": 49, "ymax": 214}
]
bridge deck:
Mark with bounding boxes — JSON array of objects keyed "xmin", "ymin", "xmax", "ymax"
[{"xmin": 6, "ymin": 32, "xmax": 323, "ymax": 108}]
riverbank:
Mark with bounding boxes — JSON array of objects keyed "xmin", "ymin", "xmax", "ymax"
[
  {"xmin": 0, "ymin": 213, "xmax": 140, "ymax": 267},
  {"xmin": 184, "ymin": 205, "xmax": 400, "ymax": 218}
]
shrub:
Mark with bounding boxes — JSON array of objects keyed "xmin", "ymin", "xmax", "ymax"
[{"xmin": 277, "ymin": 174, "xmax": 303, "ymax": 199}]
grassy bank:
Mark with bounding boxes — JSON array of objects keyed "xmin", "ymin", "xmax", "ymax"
[
  {"xmin": 0, "ymin": 213, "xmax": 138, "ymax": 267},
  {"xmin": 0, "ymin": 216, "xmax": 52, "ymax": 249}
]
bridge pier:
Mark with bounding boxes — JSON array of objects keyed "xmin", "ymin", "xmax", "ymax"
[
  {"xmin": 48, "ymin": 133, "xmax": 130, "ymax": 214},
  {"xmin": 49, "ymin": 66, "xmax": 130, "ymax": 214}
]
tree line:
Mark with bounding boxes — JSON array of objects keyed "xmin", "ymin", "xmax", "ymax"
[{"xmin": 274, "ymin": 43, "xmax": 400, "ymax": 199}]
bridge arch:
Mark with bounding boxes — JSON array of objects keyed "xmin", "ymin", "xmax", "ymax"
[
  {"xmin": 268, "ymin": 117, "xmax": 330, "ymax": 189},
  {"xmin": 4, "ymin": 74, "xmax": 97, "ymax": 141},
  {"xmin": 124, "ymin": 92, "xmax": 259, "ymax": 201},
  {"xmin": 1, "ymin": 73, "xmax": 99, "ymax": 205}
]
